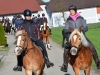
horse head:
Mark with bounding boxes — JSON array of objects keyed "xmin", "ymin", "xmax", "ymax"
[
  {"xmin": 69, "ymin": 27, "xmax": 89, "ymax": 55},
  {"xmin": 42, "ymin": 20, "xmax": 47, "ymax": 31},
  {"xmin": 14, "ymin": 30, "xmax": 28, "ymax": 56}
]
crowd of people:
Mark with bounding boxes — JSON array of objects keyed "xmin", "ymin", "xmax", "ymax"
[{"xmin": 0, "ymin": 13, "xmax": 51, "ymax": 35}]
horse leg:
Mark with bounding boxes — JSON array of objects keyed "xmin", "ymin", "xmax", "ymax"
[
  {"xmin": 84, "ymin": 67, "xmax": 91, "ymax": 75},
  {"xmin": 25, "ymin": 69, "xmax": 32, "ymax": 75},
  {"xmin": 47, "ymin": 36, "xmax": 51, "ymax": 50},
  {"xmin": 73, "ymin": 67, "xmax": 80, "ymax": 75},
  {"xmin": 42, "ymin": 37, "xmax": 45, "ymax": 44},
  {"xmin": 36, "ymin": 69, "xmax": 43, "ymax": 75}
]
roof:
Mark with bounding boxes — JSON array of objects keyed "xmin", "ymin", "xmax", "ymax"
[
  {"xmin": 0, "ymin": 0, "xmax": 42, "ymax": 15},
  {"xmin": 36, "ymin": 0, "xmax": 46, "ymax": 5},
  {"xmin": 47, "ymin": 0, "xmax": 100, "ymax": 12}
]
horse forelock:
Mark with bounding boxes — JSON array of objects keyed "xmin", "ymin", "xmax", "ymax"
[
  {"xmin": 16, "ymin": 30, "xmax": 23, "ymax": 37},
  {"xmin": 69, "ymin": 29, "xmax": 89, "ymax": 47}
]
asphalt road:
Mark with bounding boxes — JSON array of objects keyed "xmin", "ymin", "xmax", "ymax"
[{"xmin": 0, "ymin": 35, "xmax": 100, "ymax": 75}]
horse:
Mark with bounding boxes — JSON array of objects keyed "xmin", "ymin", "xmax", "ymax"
[
  {"xmin": 14, "ymin": 30, "xmax": 45, "ymax": 75},
  {"xmin": 41, "ymin": 20, "xmax": 51, "ymax": 50},
  {"xmin": 65, "ymin": 28, "xmax": 92, "ymax": 75},
  {"xmin": 62, "ymin": 29, "xmax": 69, "ymax": 48}
]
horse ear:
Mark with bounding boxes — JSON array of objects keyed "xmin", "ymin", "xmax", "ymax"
[
  {"xmin": 78, "ymin": 27, "xmax": 82, "ymax": 32},
  {"xmin": 70, "ymin": 27, "xmax": 74, "ymax": 32},
  {"xmin": 22, "ymin": 29, "xmax": 27, "ymax": 34}
]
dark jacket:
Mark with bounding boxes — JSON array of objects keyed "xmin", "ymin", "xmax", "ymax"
[
  {"xmin": 37, "ymin": 17, "xmax": 41, "ymax": 25},
  {"xmin": 19, "ymin": 20, "xmax": 40, "ymax": 41},
  {"xmin": 40, "ymin": 17, "xmax": 47, "ymax": 25},
  {"xmin": 64, "ymin": 16, "xmax": 88, "ymax": 34},
  {"xmin": 15, "ymin": 19, "xmax": 23, "ymax": 29}
]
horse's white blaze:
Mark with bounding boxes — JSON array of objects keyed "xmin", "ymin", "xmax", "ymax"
[
  {"xmin": 17, "ymin": 36, "xmax": 21, "ymax": 46},
  {"xmin": 40, "ymin": 25, "xmax": 43, "ymax": 31},
  {"xmin": 73, "ymin": 35, "xmax": 77, "ymax": 42},
  {"xmin": 15, "ymin": 47, "xmax": 19, "ymax": 53},
  {"xmin": 44, "ymin": 23, "xmax": 46, "ymax": 30}
]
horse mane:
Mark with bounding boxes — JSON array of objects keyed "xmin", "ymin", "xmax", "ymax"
[
  {"xmin": 69, "ymin": 29, "xmax": 89, "ymax": 47},
  {"xmin": 16, "ymin": 30, "xmax": 23, "ymax": 37}
]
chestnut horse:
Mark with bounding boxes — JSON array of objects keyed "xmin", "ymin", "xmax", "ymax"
[
  {"xmin": 14, "ymin": 30, "xmax": 45, "ymax": 75},
  {"xmin": 41, "ymin": 20, "xmax": 51, "ymax": 50},
  {"xmin": 65, "ymin": 28, "xmax": 92, "ymax": 75}
]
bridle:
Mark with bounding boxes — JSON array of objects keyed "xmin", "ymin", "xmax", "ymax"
[
  {"xmin": 16, "ymin": 34, "xmax": 34, "ymax": 51},
  {"xmin": 16, "ymin": 34, "xmax": 26, "ymax": 50}
]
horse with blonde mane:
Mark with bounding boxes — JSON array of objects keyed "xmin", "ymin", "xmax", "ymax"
[
  {"xmin": 41, "ymin": 20, "xmax": 51, "ymax": 50},
  {"xmin": 64, "ymin": 28, "xmax": 92, "ymax": 75},
  {"xmin": 14, "ymin": 30, "xmax": 45, "ymax": 75}
]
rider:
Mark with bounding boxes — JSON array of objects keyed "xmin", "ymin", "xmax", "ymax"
[
  {"xmin": 13, "ymin": 9, "xmax": 54, "ymax": 71},
  {"xmin": 15, "ymin": 15, "xmax": 23, "ymax": 31},
  {"xmin": 40, "ymin": 13, "xmax": 52, "ymax": 35},
  {"xmin": 37, "ymin": 14, "xmax": 41, "ymax": 28},
  {"xmin": 61, "ymin": 5, "xmax": 100, "ymax": 72}
]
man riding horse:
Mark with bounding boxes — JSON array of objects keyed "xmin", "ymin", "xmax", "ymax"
[
  {"xmin": 61, "ymin": 5, "xmax": 100, "ymax": 72},
  {"xmin": 13, "ymin": 9, "xmax": 54, "ymax": 71},
  {"xmin": 39, "ymin": 13, "xmax": 52, "ymax": 35}
]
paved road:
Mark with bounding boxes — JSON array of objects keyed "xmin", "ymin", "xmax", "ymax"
[{"xmin": 0, "ymin": 35, "xmax": 100, "ymax": 75}]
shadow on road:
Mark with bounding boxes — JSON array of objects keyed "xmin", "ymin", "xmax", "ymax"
[{"xmin": 65, "ymin": 73, "xmax": 71, "ymax": 75}]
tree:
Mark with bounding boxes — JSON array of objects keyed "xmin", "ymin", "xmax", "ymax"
[
  {"xmin": 56, "ymin": 0, "xmax": 66, "ymax": 22},
  {"xmin": 0, "ymin": 24, "xmax": 6, "ymax": 46}
]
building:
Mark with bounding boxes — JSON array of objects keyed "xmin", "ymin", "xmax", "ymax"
[
  {"xmin": 45, "ymin": 0, "xmax": 100, "ymax": 27},
  {"xmin": 0, "ymin": 0, "xmax": 42, "ymax": 21}
]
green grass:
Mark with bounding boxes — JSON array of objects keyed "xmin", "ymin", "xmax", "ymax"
[
  {"xmin": 0, "ymin": 47, "xmax": 10, "ymax": 51},
  {"xmin": 51, "ymin": 22, "xmax": 100, "ymax": 69},
  {"xmin": 0, "ymin": 62, "xmax": 3, "ymax": 66}
]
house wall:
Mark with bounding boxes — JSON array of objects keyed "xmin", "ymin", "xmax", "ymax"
[
  {"xmin": 96, "ymin": 7, "xmax": 100, "ymax": 22},
  {"xmin": 38, "ymin": 5, "xmax": 51, "ymax": 27}
]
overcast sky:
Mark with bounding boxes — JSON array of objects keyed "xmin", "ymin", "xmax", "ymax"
[{"xmin": 43, "ymin": 0, "xmax": 50, "ymax": 2}]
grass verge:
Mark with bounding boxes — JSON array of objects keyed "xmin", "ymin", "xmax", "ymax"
[{"xmin": 0, "ymin": 46, "xmax": 10, "ymax": 51}]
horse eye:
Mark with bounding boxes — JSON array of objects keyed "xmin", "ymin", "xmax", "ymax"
[
  {"xmin": 79, "ymin": 38, "xmax": 81, "ymax": 40},
  {"xmin": 22, "ymin": 39, "xmax": 26, "ymax": 41}
]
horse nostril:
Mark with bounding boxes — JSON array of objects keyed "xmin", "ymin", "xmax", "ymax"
[
  {"xmin": 73, "ymin": 49, "xmax": 77, "ymax": 53},
  {"xmin": 17, "ymin": 50, "xmax": 19, "ymax": 52},
  {"xmin": 70, "ymin": 47, "xmax": 78, "ymax": 55}
]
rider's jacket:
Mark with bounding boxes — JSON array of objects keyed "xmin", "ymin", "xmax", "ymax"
[
  {"xmin": 64, "ymin": 16, "xmax": 88, "ymax": 34},
  {"xmin": 37, "ymin": 17, "xmax": 41, "ymax": 26},
  {"xmin": 15, "ymin": 19, "xmax": 23, "ymax": 29},
  {"xmin": 19, "ymin": 20, "xmax": 40, "ymax": 41},
  {"xmin": 40, "ymin": 17, "xmax": 47, "ymax": 25}
]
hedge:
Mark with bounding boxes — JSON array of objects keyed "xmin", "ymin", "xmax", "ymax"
[{"xmin": 0, "ymin": 24, "xmax": 6, "ymax": 45}]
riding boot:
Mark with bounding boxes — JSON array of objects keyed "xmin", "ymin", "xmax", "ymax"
[
  {"xmin": 61, "ymin": 48, "xmax": 69, "ymax": 72},
  {"xmin": 86, "ymin": 38, "xmax": 100, "ymax": 69},
  {"xmin": 35, "ymin": 40, "xmax": 54, "ymax": 68},
  {"xmin": 13, "ymin": 55, "xmax": 22, "ymax": 71}
]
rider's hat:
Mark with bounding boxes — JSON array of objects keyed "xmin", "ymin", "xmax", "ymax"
[
  {"xmin": 42, "ymin": 13, "xmax": 45, "ymax": 16},
  {"xmin": 23, "ymin": 9, "xmax": 32, "ymax": 16},
  {"xmin": 68, "ymin": 5, "xmax": 77, "ymax": 12},
  {"xmin": 17, "ymin": 15, "xmax": 21, "ymax": 18}
]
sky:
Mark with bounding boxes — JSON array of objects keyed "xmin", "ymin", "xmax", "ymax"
[{"xmin": 43, "ymin": 0, "xmax": 50, "ymax": 2}]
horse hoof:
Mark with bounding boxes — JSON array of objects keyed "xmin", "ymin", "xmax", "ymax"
[{"xmin": 48, "ymin": 48, "xmax": 51, "ymax": 50}]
